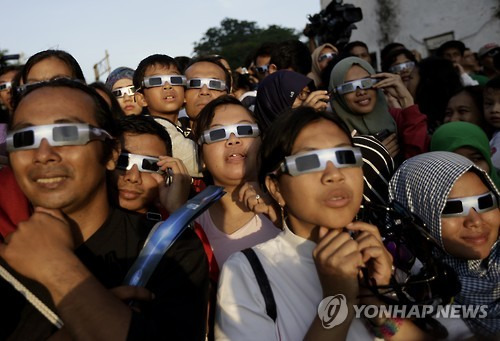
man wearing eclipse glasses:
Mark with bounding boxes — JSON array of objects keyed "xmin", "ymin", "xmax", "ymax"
[
  {"xmin": 0, "ymin": 78, "xmax": 208, "ymax": 340},
  {"xmin": 184, "ymin": 56, "xmax": 231, "ymax": 123}
]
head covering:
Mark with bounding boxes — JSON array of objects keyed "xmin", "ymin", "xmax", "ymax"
[
  {"xmin": 353, "ymin": 135, "xmax": 395, "ymax": 205},
  {"xmin": 431, "ymin": 121, "xmax": 500, "ymax": 189},
  {"xmin": 254, "ymin": 70, "xmax": 312, "ymax": 132},
  {"xmin": 437, "ymin": 40, "xmax": 466, "ymax": 56},
  {"xmin": 328, "ymin": 57, "xmax": 397, "ymax": 135},
  {"xmin": 307, "ymin": 43, "xmax": 338, "ymax": 87},
  {"xmin": 105, "ymin": 67, "xmax": 135, "ymax": 90},
  {"xmin": 388, "ymin": 151, "xmax": 499, "ymax": 335},
  {"xmin": 478, "ymin": 43, "xmax": 500, "ymax": 59}
]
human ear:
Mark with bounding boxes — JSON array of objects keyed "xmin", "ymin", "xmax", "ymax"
[
  {"xmin": 134, "ymin": 92, "xmax": 148, "ymax": 107},
  {"xmin": 268, "ymin": 64, "xmax": 278, "ymax": 74},
  {"xmin": 106, "ymin": 144, "xmax": 121, "ymax": 171},
  {"xmin": 265, "ymin": 175, "xmax": 285, "ymax": 207}
]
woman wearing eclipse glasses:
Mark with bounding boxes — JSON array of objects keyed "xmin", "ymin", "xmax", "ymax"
[
  {"xmin": 192, "ymin": 95, "xmax": 280, "ymax": 270},
  {"xmin": 329, "ymin": 57, "xmax": 430, "ymax": 163},
  {"xmin": 389, "ymin": 152, "xmax": 500, "ymax": 338},
  {"xmin": 216, "ymin": 107, "xmax": 430, "ymax": 340}
]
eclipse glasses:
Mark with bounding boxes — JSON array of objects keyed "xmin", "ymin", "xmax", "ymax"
[
  {"xmin": 186, "ymin": 78, "xmax": 227, "ymax": 91},
  {"xmin": 441, "ymin": 192, "xmax": 498, "ymax": 217},
  {"xmin": 199, "ymin": 123, "xmax": 259, "ymax": 144},
  {"xmin": 334, "ymin": 77, "xmax": 379, "ymax": 95}
]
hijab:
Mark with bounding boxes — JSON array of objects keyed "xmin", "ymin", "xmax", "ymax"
[
  {"xmin": 431, "ymin": 121, "xmax": 500, "ymax": 189},
  {"xmin": 388, "ymin": 151, "xmax": 499, "ymax": 336},
  {"xmin": 254, "ymin": 70, "xmax": 312, "ymax": 132},
  {"xmin": 329, "ymin": 57, "xmax": 397, "ymax": 135},
  {"xmin": 307, "ymin": 43, "xmax": 338, "ymax": 88}
]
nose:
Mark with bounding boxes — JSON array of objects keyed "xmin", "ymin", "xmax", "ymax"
[
  {"xmin": 463, "ymin": 208, "xmax": 485, "ymax": 230},
  {"xmin": 33, "ymin": 138, "xmax": 61, "ymax": 164},
  {"xmin": 321, "ymin": 161, "xmax": 345, "ymax": 184},
  {"xmin": 123, "ymin": 93, "xmax": 132, "ymax": 102},
  {"xmin": 163, "ymin": 82, "xmax": 173, "ymax": 90},
  {"xmin": 225, "ymin": 133, "xmax": 241, "ymax": 146},
  {"xmin": 199, "ymin": 84, "xmax": 211, "ymax": 96},
  {"xmin": 123, "ymin": 164, "xmax": 142, "ymax": 184}
]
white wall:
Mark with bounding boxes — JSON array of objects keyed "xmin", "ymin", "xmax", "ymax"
[{"xmin": 320, "ymin": 0, "xmax": 500, "ymax": 66}]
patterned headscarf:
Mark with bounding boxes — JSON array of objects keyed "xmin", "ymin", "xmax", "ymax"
[
  {"xmin": 105, "ymin": 67, "xmax": 135, "ymax": 90},
  {"xmin": 388, "ymin": 151, "xmax": 499, "ymax": 336},
  {"xmin": 329, "ymin": 57, "xmax": 397, "ymax": 136}
]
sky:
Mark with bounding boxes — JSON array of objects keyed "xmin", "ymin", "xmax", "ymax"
[{"xmin": 1, "ymin": 0, "xmax": 321, "ymax": 82}]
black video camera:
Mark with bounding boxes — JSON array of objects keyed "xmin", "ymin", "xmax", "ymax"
[{"xmin": 304, "ymin": 0, "xmax": 363, "ymax": 50}]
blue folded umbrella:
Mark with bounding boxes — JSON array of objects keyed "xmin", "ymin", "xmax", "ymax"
[{"xmin": 124, "ymin": 185, "xmax": 225, "ymax": 287}]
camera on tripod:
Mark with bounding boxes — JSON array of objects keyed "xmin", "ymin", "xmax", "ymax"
[{"xmin": 304, "ymin": 0, "xmax": 363, "ymax": 49}]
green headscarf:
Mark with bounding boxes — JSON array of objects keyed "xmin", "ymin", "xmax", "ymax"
[
  {"xmin": 328, "ymin": 57, "xmax": 397, "ymax": 135},
  {"xmin": 430, "ymin": 121, "xmax": 500, "ymax": 189}
]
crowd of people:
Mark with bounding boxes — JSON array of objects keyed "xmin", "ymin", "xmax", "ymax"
[{"xmin": 0, "ymin": 33, "xmax": 499, "ymax": 340}]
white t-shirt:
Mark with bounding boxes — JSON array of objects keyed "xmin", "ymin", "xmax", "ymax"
[
  {"xmin": 196, "ymin": 210, "xmax": 280, "ymax": 267},
  {"xmin": 216, "ymin": 224, "xmax": 472, "ymax": 341}
]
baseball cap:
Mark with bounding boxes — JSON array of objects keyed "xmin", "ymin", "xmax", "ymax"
[
  {"xmin": 437, "ymin": 40, "xmax": 466, "ymax": 56},
  {"xmin": 478, "ymin": 43, "xmax": 500, "ymax": 58}
]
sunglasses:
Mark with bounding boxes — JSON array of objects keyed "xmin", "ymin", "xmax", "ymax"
[
  {"xmin": 0, "ymin": 82, "xmax": 12, "ymax": 91},
  {"xmin": 142, "ymin": 75, "xmax": 186, "ymax": 88},
  {"xmin": 441, "ymin": 192, "xmax": 498, "ymax": 217},
  {"xmin": 318, "ymin": 52, "xmax": 337, "ymax": 63},
  {"xmin": 6, "ymin": 123, "xmax": 112, "ymax": 152},
  {"xmin": 112, "ymin": 85, "xmax": 136, "ymax": 98},
  {"xmin": 388, "ymin": 61, "xmax": 415, "ymax": 74},
  {"xmin": 199, "ymin": 123, "xmax": 260, "ymax": 144},
  {"xmin": 116, "ymin": 152, "xmax": 163, "ymax": 174},
  {"xmin": 280, "ymin": 147, "xmax": 363, "ymax": 177},
  {"xmin": 334, "ymin": 77, "xmax": 379, "ymax": 95},
  {"xmin": 186, "ymin": 78, "xmax": 227, "ymax": 91},
  {"xmin": 254, "ymin": 65, "xmax": 269, "ymax": 74}
]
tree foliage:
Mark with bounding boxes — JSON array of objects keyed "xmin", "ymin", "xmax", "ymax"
[{"xmin": 193, "ymin": 18, "xmax": 299, "ymax": 69}]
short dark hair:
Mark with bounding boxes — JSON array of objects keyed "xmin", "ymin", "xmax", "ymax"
[
  {"xmin": 381, "ymin": 48, "xmax": 417, "ymax": 72},
  {"xmin": 0, "ymin": 64, "xmax": 23, "ymax": 78},
  {"xmin": 117, "ymin": 115, "xmax": 172, "ymax": 156},
  {"xmin": 21, "ymin": 49, "xmax": 85, "ymax": 83},
  {"xmin": 380, "ymin": 42, "xmax": 405, "ymax": 62},
  {"xmin": 12, "ymin": 78, "xmax": 118, "ymax": 162},
  {"xmin": 174, "ymin": 56, "xmax": 191, "ymax": 74},
  {"xmin": 344, "ymin": 41, "xmax": 369, "ymax": 53},
  {"xmin": 253, "ymin": 42, "xmax": 276, "ymax": 63},
  {"xmin": 133, "ymin": 54, "xmax": 179, "ymax": 89},
  {"xmin": 186, "ymin": 56, "xmax": 232, "ymax": 92},
  {"xmin": 485, "ymin": 76, "xmax": 500, "ymax": 90},
  {"xmin": 269, "ymin": 40, "xmax": 312, "ymax": 76},
  {"xmin": 258, "ymin": 106, "xmax": 351, "ymax": 186}
]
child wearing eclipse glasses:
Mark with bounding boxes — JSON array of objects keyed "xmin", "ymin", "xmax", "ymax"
[
  {"xmin": 389, "ymin": 152, "xmax": 500, "ymax": 338},
  {"xmin": 133, "ymin": 54, "xmax": 203, "ymax": 180}
]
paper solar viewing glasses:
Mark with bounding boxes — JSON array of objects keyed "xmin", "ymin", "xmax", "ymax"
[
  {"xmin": 199, "ymin": 124, "xmax": 260, "ymax": 144},
  {"xmin": 6, "ymin": 123, "xmax": 112, "ymax": 152},
  {"xmin": 279, "ymin": 147, "xmax": 363, "ymax": 176}
]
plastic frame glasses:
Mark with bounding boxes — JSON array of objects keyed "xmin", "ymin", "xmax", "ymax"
[
  {"xmin": 318, "ymin": 52, "xmax": 337, "ymax": 63},
  {"xmin": 280, "ymin": 147, "xmax": 363, "ymax": 176},
  {"xmin": 0, "ymin": 82, "xmax": 12, "ymax": 91},
  {"xmin": 254, "ymin": 64, "xmax": 269, "ymax": 74},
  {"xmin": 6, "ymin": 123, "xmax": 112, "ymax": 152},
  {"xmin": 199, "ymin": 123, "xmax": 260, "ymax": 144}
]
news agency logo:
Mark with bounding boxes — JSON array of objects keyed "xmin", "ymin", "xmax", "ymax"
[
  {"xmin": 318, "ymin": 294, "xmax": 489, "ymax": 328},
  {"xmin": 317, "ymin": 294, "xmax": 349, "ymax": 328}
]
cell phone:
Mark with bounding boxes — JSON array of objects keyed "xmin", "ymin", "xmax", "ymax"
[{"xmin": 374, "ymin": 129, "xmax": 390, "ymax": 142}]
